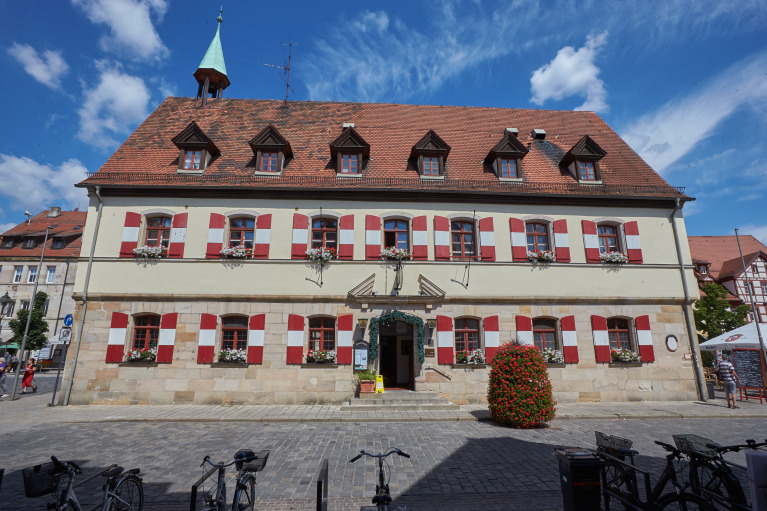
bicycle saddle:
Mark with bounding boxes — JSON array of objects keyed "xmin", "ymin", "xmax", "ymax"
[{"xmin": 101, "ymin": 466, "xmax": 124, "ymax": 478}]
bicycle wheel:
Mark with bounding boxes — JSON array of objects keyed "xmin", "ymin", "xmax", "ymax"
[
  {"xmin": 697, "ymin": 460, "xmax": 748, "ymax": 509},
  {"xmin": 109, "ymin": 474, "xmax": 144, "ymax": 511},
  {"xmin": 655, "ymin": 491, "xmax": 718, "ymax": 510},
  {"xmin": 233, "ymin": 474, "xmax": 256, "ymax": 511},
  {"xmin": 601, "ymin": 458, "xmax": 635, "ymax": 510}
]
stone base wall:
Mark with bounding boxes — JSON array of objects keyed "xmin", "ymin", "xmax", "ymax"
[{"xmin": 62, "ymin": 301, "xmax": 700, "ymax": 405}]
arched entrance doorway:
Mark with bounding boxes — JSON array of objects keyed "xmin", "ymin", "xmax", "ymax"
[{"xmin": 369, "ymin": 311, "xmax": 425, "ymax": 390}]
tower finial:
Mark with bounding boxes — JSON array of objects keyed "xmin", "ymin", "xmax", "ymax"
[
  {"xmin": 217, "ymin": 6, "xmax": 222, "ymax": 23},
  {"xmin": 194, "ymin": 7, "xmax": 230, "ymax": 107}
]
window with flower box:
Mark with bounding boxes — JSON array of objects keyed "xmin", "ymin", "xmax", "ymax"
[
  {"xmin": 451, "ymin": 221, "xmax": 476, "ymax": 260},
  {"xmin": 311, "ymin": 218, "xmax": 338, "ymax": 250},
  {"xmin": 607, "ymin": 317, "xmax": 632, "ymax": 351},
  {"xmin": 229, "ymin": 217, "xmax": 255, "ymax": 249},
  {"xmin": 309, "ymin": 317, "xmax": 335, "ymax": 351},
  {"xmin": 598, "ymin": 224, "xmax": 620, "ymax": 254},
  {"xmin": 455, "ymin": 318, "xmax": 480, "ymax": 352},
  {"xmin": 384, "ymin": 219, "xmax": 409, "ymax": 250},
  {"xmin": 221, "ymin": 316, "xmax": 248, "ymax": 351},
  {"xmin": 145, "ymin": 216, "xmax": 172, "ymax": 248},
  {"xmin": 526, "ymin": 223, "xmax": 549, "ymax": 252},
  {"xmin": 133, "ymin": 315, "xmax": 160, "ymax": 350},
  {"xmin": 533, "ymin": 318, "xmax": 558, "ymax": 352}
]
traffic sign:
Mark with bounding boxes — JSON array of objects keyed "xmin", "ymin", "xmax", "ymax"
[
  {"xmin": 59, "ymin": 327, "xmax": 72, "ymax": 342},
  {"xmin": 63, "ymin": 314, "xmax": 74, "ymax": 327}
]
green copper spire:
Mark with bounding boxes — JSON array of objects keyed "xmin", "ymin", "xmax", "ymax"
[{"xmin": 197, "ymin": 8, "xmax": 227, "ymax": 77}]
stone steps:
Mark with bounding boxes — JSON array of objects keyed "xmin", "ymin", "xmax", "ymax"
[{"xmin": 341, "ymin": 391, "xmax": 460, "ymax": 411}]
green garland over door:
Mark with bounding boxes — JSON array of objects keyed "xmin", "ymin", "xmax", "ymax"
[{"xmin": 368, "ymin": 311, "xmax": 425, "ymax": 363}]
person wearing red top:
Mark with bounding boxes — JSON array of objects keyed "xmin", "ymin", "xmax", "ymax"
[{"xmin": 21, "ymin": 358, "xmax": 37, "ymax": 393}]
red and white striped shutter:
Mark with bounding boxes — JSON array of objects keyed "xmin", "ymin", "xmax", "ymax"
[
  {"xmin": 436, "ymin": 315, "xmax": 454, "ymax": 364},
  {"xmin": 286, "ymin": 314, "xmax": 304, "ymax": 364},
  {"xmin": 624, "ymin": 221, "xmax": 643, "ymax": 263},
  {"xmin": 433, "ymin": 216, "xmax": 450, "ymax": 261},
  {"xmin": 479, "ymin": 217, "xmax": 496, "ymax": 262},
  {"xmin": 337, "ymin": 314, "xmax": 353, "ymax": 364},
  {"xmin": 365, "ymin": 215, "xmax": 381, "ymax": 260},
  {"xmin": 206, "ymin": 213, "xmax": 225, "ymax": 258},
  {"xmin": 635, "ymin": 315, "xmax": 654, "ymax": 362},
  {"xmin": 106, "ymin": 312, "xmax": 129, "ymax": 362},
  {"xmin": 582, "ymin": 220, "xmax": 600, "ymax": 263},
  {"xmin": 167, "ymin": 212, "xmax": 187, "ymax": 258},
  {"xmin": 552, "ymin": 219, "xmax": 571, "ymax": 262},
  {"xmin": 483, "ymin": 315, "xmax": 500, "ymax": 362},
  {"xmin": 591, "ymin": 315, "xmax": 610, "ymax": 362},
  {"xmin": 515, "ymin": 315, "xmax": 533, "ymax": 346},
  {"xmin": 509, "ymin": 217, "xmax": 527, "ymax": 261},
  {"xmin": 119, "ymin": 212, "xmax": 141, "ymax": 257},
  {"xmin": 253, "ymin": 214, "xmax": 271, "ymax": 259},
  {"xmin": 338, "ymin": 215, "xmax": 354, "ymax": 260},
  {"xmin": 291, "ymin": 214, "xmax": 309, "ymax": 259},
  {"xmin": 560, "ymin": 315, "xmax": 578, "ymax": 363},
  {"xmin": 156, "ymin": 312, "xmax": 178, "ymax": 363},
  {"xmin": 412, "ymin": 216, "xmax": 428, "ymax": 260},
  {"xmin": 247, "ymin": 314, "xmax": 265, "ymax": 364},
  {"xmin": 197, "ymin": 313, "xmax": 217, "ymax": 363}
]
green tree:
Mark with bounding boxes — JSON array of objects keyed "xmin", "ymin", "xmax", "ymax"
[
  {"xmin": 694, "ymin": 283, "xmax": 750, "ymax": 342},
  {"xmin": 9, "ymin": 291, "xmax": 49, "ymax": 354}
]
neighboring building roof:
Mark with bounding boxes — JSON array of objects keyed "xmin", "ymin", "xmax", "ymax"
[
  {"xmin": 719, "ymin": 251, "xmax": 767, "ymax": 280},
  {"xmin": 687, "ymin": 235, "xmax": 767, "ymax": 279},
  {"xmin": 79, "ymin": 98, "xmax": 687, "ymax": 202},
  {"xmin": 0, "ymin": 209, "xmax": 87, "ymax": 258}
]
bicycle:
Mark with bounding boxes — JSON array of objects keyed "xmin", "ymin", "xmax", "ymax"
[
  {"xmin": 349, "ymin": 448, "xmax": 410, "ymax": 509},
  {"xmin": 596, "ymin": 431, "xmax": 640, "ymax": 505},
  {"xmin": 673, "ymin": 434, "xmax": 767, "ymax": 510},
  {"xmin": 22, "ymin": 455, "xmax": 143, "ymax": 510},
  {"xmin": 593, "ymin": 434, "xmax": 716, "ymax": 510},
  {"xmin": 192, "ymin": 449, "xmax": 269, "ymax": 511}
]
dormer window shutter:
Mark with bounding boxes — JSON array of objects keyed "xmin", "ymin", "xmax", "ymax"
[
  {"xmin": 330, "ymin": 126, "xmax": 369, "ymax": 175},
  {"xmin": 171, "ymin": 122, "xmax": 219, "ymax": 173},
  {"xmin": 411, "ymin": 130, "xmax": 450, "ymax": 177},
  {"xmin": 249, "ymin": 124, "xmax": 292, "ymax": 174},
  {"xmin": 559, "ymin": 135, "xmax": 606, "ymax": 182}
]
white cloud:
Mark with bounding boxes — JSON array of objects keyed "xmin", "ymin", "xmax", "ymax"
[
  {"xmin": 530, "ymin": 32, "xmax": 608, "ymax": 112},
  {"xmin": 0, "ymin": 155, "xmax": 89, "ymax": 214},
  {"xmin": 77, "ymin": 64, "xmax": 151, "ymax": 148},
  {"xmin": 7, "ymin": 43, "xmax": 69, "ymax": 89},
  {"xmin": 72, "ymin": 0, "xmax": 169, "ymax": 61},
  {"xmin": 738, "ymin": 224, "xmax": 767, "ymax": 246},
  {"xmin": 0, "ymin": 223, "xmax": 16, "ymax": 234},
  {"xmin": 621, "ymin": 51, "xmax": 767, "ymax": 174}
]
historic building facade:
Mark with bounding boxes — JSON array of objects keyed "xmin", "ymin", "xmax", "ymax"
[{"xmin": 60, "ymin": 18, "xmax": 703, "ymax": 406}]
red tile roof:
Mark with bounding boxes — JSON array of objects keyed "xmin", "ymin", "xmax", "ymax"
[
  {"xmin": 0, "ymin": 209, "xmax": 87, "ymax": 258},
  {"xmin": 80, "ymin": 98, "xmax": 687, "ymax": 200},
  {"xmin": 719, "ymin": 251, "xmax": 767, "ymax": 280},
  {"xmin": 687, "ymin": 235, "xmax": 767, "ymax": 279}
]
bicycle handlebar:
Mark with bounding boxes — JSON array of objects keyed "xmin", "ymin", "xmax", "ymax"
[
  {"xmin": 51, "ymin": 456, "xmax": 82, "ymax": 475},
  {"xmin": 705, "ymin": 439, "xmax": 767, "ymax": 454},
  {"xmin": 201, "ymin": 452, "xmax": 261, "ymax": 469},
  {"xmin": 348, "ymin": 448, "xmax": 410, "ymax": 462},
  {"xmin": 654, "ymin": 441, "xmax": 678, "ymax": 453}
]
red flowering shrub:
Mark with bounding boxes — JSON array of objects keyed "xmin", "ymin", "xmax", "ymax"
[{"xmin": 488, "ymin": 342, "xmax": 556, "ymax": 428}]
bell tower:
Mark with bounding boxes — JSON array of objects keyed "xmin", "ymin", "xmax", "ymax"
[{"xmin": 194, "ymin": 8, "xmax": 230, "ymax": 107}]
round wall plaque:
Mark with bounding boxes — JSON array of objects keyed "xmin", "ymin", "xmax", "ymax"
[{"xmin": 665, "ymin": 335, "xmax": 678, "ymax": 352}]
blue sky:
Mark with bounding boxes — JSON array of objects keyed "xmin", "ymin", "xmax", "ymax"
[{"xmin": 2, "ymin": 0, "xmax": 767, "ymax": 242}]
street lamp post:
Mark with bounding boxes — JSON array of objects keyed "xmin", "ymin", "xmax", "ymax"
[{"xmin": 10, "ymin": 224, "xmax": 57, "ymax": 401}]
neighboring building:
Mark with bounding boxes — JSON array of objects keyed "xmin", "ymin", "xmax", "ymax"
[
  {"xmin": 62, "ymin": 16, "xmax": 702, "ymax": 406},
  {"xmin": 0, "ymin": 208, "xmax": 86, "ymax": 357},
  {"xmin": 688, "ymin": 235, "xmax": 767, "ymax": 319}
]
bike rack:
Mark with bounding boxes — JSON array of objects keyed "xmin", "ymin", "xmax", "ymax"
[
  {"xmin": 598, "ymin": 450, "xmax": 653, "ymax": 505},
  {"xmin": 316, "ymin": 459, "xmax": 329, "ymax": 511},
  {"xmin": 190, "ymin": 465, "xmax": 220, "ymax": 511}
]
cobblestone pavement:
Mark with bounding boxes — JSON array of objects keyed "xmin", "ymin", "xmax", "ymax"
[{"xmin": 1, "ymin": 374, "xmax": 766, "ymax": 510}]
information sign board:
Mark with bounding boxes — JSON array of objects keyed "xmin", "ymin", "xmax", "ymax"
[
  {"xmin": 353, "ymin": 341, "xmax": 369, "ymax": 371},
  {"xmin": 38, "ymin": 347, "xmax": 52, "ymax": 360}
]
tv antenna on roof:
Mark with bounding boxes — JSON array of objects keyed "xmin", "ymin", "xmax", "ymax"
[{"xmin": 263, "ymin": 42, "xmax": 299, "ymax": 108}]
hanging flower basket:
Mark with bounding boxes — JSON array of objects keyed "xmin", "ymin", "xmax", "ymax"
[
  {"xmin": 380, "ymin": 246, "xmax": 411, "ymax": 261},
  {"xmin": 601, "ymin": 251, "xmax": 629, "ymax": 264},
  {"xmin": 306, "ymin": 349, "xmax": 336, "ymax": 364},
  {"xmin": 218, "ymin": 348, "xmax": 247, "ymax": 363},
  {"xmin": 133, "ymin": 245, "xmax": 168, "ymax": 259},
  {"xmin": 611, "ymin": 348, "xmax": 641, "ymax": 363},
  {"xmin": 305, "ymin": 247, "xmax": 337, "ymax": 264},
  {"xmin": 542, "ymin": 348, "xmax": 564, "ymax": 364},
  {"xmin": 455, "ymin": 349, "xmax": 485, "ymax": 364},
  {"xmin": 126, "ymin": 347, "xmax": 157, "ymax": 362},
  {"xmin": 219, "ymin": 246, "xmax": 252, "ymax": 259},
  {"xmin": 527, "ymin": 250, "xmax": 555, "ymax": 263}
]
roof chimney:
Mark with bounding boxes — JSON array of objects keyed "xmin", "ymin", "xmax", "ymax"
[
  {"xmin": 505, "ymin": 128, "xmax": 519, "ymax": 137},
  {"xmin": 531, "ymin": 129, "xmax": 546, "ymax": 140},
  {"xmin": 48, "ymin": 207, "xmax": 61, "ymax": 218},
  {"xmin": 342, "ymin": 122, "xmax": 355, "ymax": 128}
]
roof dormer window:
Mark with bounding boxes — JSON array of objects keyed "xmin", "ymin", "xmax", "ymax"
[
  {"xmin": 23, "ymin": 239, "xmax": 36, "ymax": 249},
  {"xmin": 250, "ymin": 124, "xmax": 292, "ymax": 175},
  {"xmin": 486, "ymin": 129, "xmax": 528, "ymax": 181},
  {"xmin": 330, "ymin": 126, "xmax": 369, "ymax": 177},
  {"xmin": 412, "ymin": 130, "xmax": 450, "ymax": 178},
  {"xmin": 559, "ymin": 135, "xmax": 606, "ymax": 184},
  {"xmin": 172, "ymin": 121, "xmax": 219, "ymax": 174}
]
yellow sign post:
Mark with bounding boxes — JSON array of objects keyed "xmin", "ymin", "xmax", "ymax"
[{"xmin": 375, "ymin": 375, "xmax": 385, "ymax": 393}]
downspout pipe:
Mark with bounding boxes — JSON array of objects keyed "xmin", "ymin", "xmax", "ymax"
[
  {"xmin": 671, "ymin": 198, "xmax": 707, "ymax": 401},
  {"xmin": 62, "ymin": 186, "xmax": 103, "ymax": 406}
]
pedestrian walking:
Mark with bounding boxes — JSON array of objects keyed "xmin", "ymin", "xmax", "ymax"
[
  {"xmin": 0, "ymin": 356, "xmax": 9, "ymax": 397},
  {"xmin": 717, "ymin": 353, "xmax": 740, "ymax": 409},
  {"xmin": 21, "ymin": 358, "xmax": 37, "ymax": 394}
]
